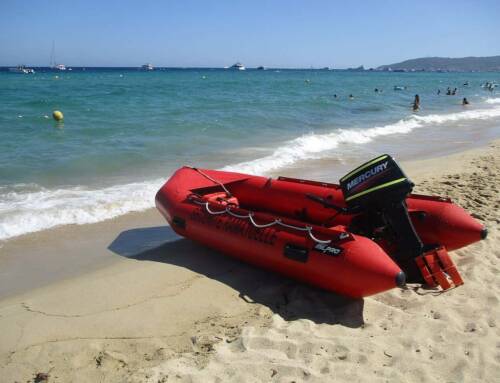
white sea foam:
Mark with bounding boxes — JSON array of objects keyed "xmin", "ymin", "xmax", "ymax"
[
  {"xmin": 484, "ymin": 97, "xmax": 500, "ymax": 104},
  {"xmin": 0, "ymin": 179, "xmax": 164, "ymax": 240},
  {"xmin": 2, "ymin": 102, "xmax": 500, "ymax": 240},
  {"xmin": 224, "ymin": 104, "xmax": 500, "ymax": 175}
]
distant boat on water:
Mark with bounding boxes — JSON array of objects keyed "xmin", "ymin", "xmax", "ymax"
[
  {"xmin": 53, "ymin": 63, "xmax": 67, "ymax": 71},
  {"xmin": 229, "ymin": 62, "xmax": 245, "ymax": 71},
  {"xmin": 50, "ymin": 41, "xmax": 67, "ymax": 71},
  {"xmin": 256, "ymin": 66, "xmax": 266, "ymax": 70},
  {"xmin": 8, "ymin": 65, "xmax": 35, "ymax": 74},
  {"xmin": 141, "ymin": 63, "xmax": 154, "ymax": 71}
]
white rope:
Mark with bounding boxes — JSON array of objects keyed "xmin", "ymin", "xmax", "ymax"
[
  {"xmin": 306, "ymin": 227, "xmax": 333, "ymax": 244},
  {"xmin": 188, "ymin": 167, "xmax": 232, "ymax": 197},
  {"xmin": 226, "ymin": 209, "xmax": 250, "ymax": 219},
  {"xmin": 248, "ymin": 214, "xmax": 279, "ymax": 228},
  {"xmin": 191, "ymin": 198, "xmax": 332, "ymax": 244}
]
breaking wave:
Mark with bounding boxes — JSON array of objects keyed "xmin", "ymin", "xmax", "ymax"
[
  {"xmin": 0, "ymin": 180, "xmax": 164, "ymax": 240},
  {"xmin": 224, "ymin": 104, "xmax": 500, "ymax": 174},
  {"xmin": 2, "ymin": 102, "xmax": 500, "ymax": 240}
]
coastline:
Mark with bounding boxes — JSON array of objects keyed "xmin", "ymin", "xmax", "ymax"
[{"xmin": 0, "ymin": 140, "xmax": 499, "ymax": 382}]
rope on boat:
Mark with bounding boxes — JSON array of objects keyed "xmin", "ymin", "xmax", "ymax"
[
  {"xmin": 187, "ymin": 166, "xmax": 233, "ymax": 197},
  {"xmin": 191, "ymin": 199, "xmax": 332, "ymax": 244}
]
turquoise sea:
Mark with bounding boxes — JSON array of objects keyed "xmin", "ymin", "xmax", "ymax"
[{"xmin": 1, "ymin": 69, "xmax": 499, "ymax": 239}]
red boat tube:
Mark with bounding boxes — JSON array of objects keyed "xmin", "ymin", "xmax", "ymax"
[{"xmin": 155, "ymin": 165, "xmax": 485, "ymax": 298}]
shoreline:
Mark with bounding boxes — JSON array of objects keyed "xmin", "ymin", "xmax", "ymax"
[
  {"xmin": 0, "ymin": 140, "xmax": 498, "ymax": 299},
  {"xmin": 0, "ymin": 140, "xmax": 499, "ymax": 382}
]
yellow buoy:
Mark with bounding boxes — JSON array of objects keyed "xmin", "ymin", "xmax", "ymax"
[{"xmin": 52, "ymin": 110, "xmax": 64, "ymax": 121}]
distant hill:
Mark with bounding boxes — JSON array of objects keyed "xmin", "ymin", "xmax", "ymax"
[{"xmin": 377, "ymin": 56, "xmax": 500, "ymax": 72}]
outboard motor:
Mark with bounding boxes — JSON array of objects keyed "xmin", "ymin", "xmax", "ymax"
[
  {"xmin": 307, "ymin": 154, "xmax": 465, "ymax": 288},
  {"xmin": 339, "ymin": 155, "xmax": 424, "ymax": 276}
]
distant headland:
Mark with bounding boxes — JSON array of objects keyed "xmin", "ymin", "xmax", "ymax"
[{"xmin": 376, "ymin": 55, "xmax": 500, "ymax": 72}]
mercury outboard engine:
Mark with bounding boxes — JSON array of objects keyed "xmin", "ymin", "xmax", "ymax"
[
  {"xmin": 336, "ymin": 155, "xmax": 427, "ymax": 281},
  {"xmin": 307, "ymin": 154, "xmax": 468, "ymax": 288}
]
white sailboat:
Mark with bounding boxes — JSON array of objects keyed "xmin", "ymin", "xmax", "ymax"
[{"xmin": 50, "ymin": 41, "xmax": 67, "ymax": 71}]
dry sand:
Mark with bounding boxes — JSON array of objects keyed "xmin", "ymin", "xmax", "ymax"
[{"xmin": 0, "ymin": 141, "xmax": 498, "ymax": 383}]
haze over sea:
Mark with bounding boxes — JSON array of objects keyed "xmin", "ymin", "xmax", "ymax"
[{"xmin": 1, "ymin": 68, "xmax": 499, "ymax": 240}]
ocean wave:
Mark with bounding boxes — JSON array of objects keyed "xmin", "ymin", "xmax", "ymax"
[
  {"xmin": 484, "ymin": 97, "xmax": 500, "ymax": 104},
  {"xmin": 2, "ymin": 101, "xmax": 500, "ymax": 240},
  {"xmin": 224, "ymin": 103, "xmax": 500, "ymax": 175},
  {"xmin": 0, "ymin": 179, "xmax": 164, "ymax": 240}
]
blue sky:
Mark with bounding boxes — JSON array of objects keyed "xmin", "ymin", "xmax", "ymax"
[{"xmin": 1, "ymin": 0, "xmax": 499, "ymax": 68}]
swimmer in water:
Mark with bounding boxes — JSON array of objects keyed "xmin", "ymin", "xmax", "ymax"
[
  {"xmin": 374, "ymin": 88, "xmax": 379, "ymax": 92},
  {"xmin": 412, "ymin": 94, "xmax": 420, "ymax": 111},
  {"xmin": 462, "ymin": 97, "xmax": 469, "ymax": 105},
  {"xmin": 349, "ymin": 94, "xmax": 354, "ymax": 100},
  {"xmin": 437, "ymin": 89, "xmax": 441, "ymax": 95},
  {"xmin": 333, "ymin": 94, "xmax": 337, "ymax": 98}
]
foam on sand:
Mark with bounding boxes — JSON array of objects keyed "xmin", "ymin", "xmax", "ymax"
[{"xmin": 0, "ymin": 180, "xmax": 164, "ymax": 240}]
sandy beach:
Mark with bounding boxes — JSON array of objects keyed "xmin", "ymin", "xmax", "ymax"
[{"xmin": 0, "ymin": 141, "xmax": 498, "ymax": 383}]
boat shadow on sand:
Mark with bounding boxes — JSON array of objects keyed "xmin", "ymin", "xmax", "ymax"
[{"xmin": 108, "ymin": 225, "xmax": 365, "ymax": 328}]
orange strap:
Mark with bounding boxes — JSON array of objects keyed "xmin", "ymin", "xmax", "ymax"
[{"xmin": 415, "ymin": 246, "xmax": 463, "ymax": 290}]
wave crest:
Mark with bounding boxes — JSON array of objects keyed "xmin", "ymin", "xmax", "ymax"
[{"xmin": 224, "ymin": 104, "xmax": 500, "ymax": 175}]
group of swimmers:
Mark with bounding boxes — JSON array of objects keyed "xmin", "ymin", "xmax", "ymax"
[
  {"xmin": 412, "ymin": 93, "xmax": 469, "ymax": 111},
  {"xmin": 330, "ymin": 80, "xmax": 493, "ymax": 110},
  {"xmin": 332, "ymin": 94, "xmax": 355, "ymax": 99},
  {"xmin": 439, "ymin": 87, "xmax": 458, "ymax": 95},
  {"xmin": 482, "ymin": 82, "xmax": 497, "ymax": 91}
]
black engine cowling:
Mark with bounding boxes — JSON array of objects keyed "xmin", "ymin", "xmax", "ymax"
[{"xmin": 340, "ymin": 155, "xmax": 424, "ymax": 279}]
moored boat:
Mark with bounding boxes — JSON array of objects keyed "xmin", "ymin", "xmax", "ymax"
[
  {"xmin": 141, "ymin": 63, "xmax": 154, "ymax": 71},
  {"xmin": 8, "ymin": 65, "xmax": 35, "ymax": 74},
  {"xmin": 229, "ymin": 62, "xmax": 245, "ymax": 70}
]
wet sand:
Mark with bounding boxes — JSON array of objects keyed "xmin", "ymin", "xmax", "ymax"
[{"xmin": 0, "ymin": 141, "xmax": 498, "ymax": 382}]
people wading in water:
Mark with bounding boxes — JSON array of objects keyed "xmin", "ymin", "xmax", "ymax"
[{"xmin": 412, "ymin": 94, "xmax": 420, "ymax": 111}]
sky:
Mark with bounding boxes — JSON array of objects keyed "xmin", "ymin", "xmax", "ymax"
[{"xmin": 1, "ymin": 0, "xmax": 499, "ymax": 68}]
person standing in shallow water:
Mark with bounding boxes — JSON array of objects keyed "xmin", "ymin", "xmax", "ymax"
[
  {"xmin": 462, "ymin": 97, "xmax": 469, "ymax": 105},
  {"xmin": 412, "ymin": 94, "xmax": 420, "ymax": 111}
]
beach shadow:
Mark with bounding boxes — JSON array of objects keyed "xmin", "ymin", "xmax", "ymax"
[{"xmin": 108, "ymin": 226, "xmax": 365, "ymax": 327}]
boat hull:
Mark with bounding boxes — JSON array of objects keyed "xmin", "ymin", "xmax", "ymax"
[{"xmin": 156, "ymin": 167, "xmax": 484, "ymax": 298}]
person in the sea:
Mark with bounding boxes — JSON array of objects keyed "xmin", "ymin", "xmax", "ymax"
[
  {"xmin": 462, "ymin": 97, "xmax": 469, "ymax": 105},
  {"xmin": 437, "ymin": 89, "xmax": 441, "ymax": 95},
  {"xmin": 412, "ymin": 94, "xmax": 420, "ymax": 111},
  {"xmin": 374, "ymin": 88, "xmax": 379, "ymax": 92},
  {"xmin": 349, "ymin": 94, "xmax": 354, "ymax": 100},
  {"xmin": 446, "ymin": 87, "xmax": 451, "ymax": 95},
  {"xmin": 452, "ymin": 88, "xmax": 457, "ymax": 95},
  {"xmin": 333, "ymin": 94, "xmax": 337, "ymax": 98}
]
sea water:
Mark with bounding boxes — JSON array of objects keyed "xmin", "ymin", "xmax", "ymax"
[{"xmin": 1, "ymin": 69, "xmax": 499, "ymax": 239}]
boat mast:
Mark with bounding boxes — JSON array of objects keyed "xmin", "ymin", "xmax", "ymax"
[{"xmin": 50, "ymin": 41, "xmax": 56, "ymax": 67}]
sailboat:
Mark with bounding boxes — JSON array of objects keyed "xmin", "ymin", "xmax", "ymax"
[{"xmin": 50, "ymin": 41, "xmax": 67, "ymax": 71}]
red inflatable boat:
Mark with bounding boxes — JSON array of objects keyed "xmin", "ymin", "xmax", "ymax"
[{"xmin": 156, "ymin": 155, "xmax": 486, "ymax": 298}]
